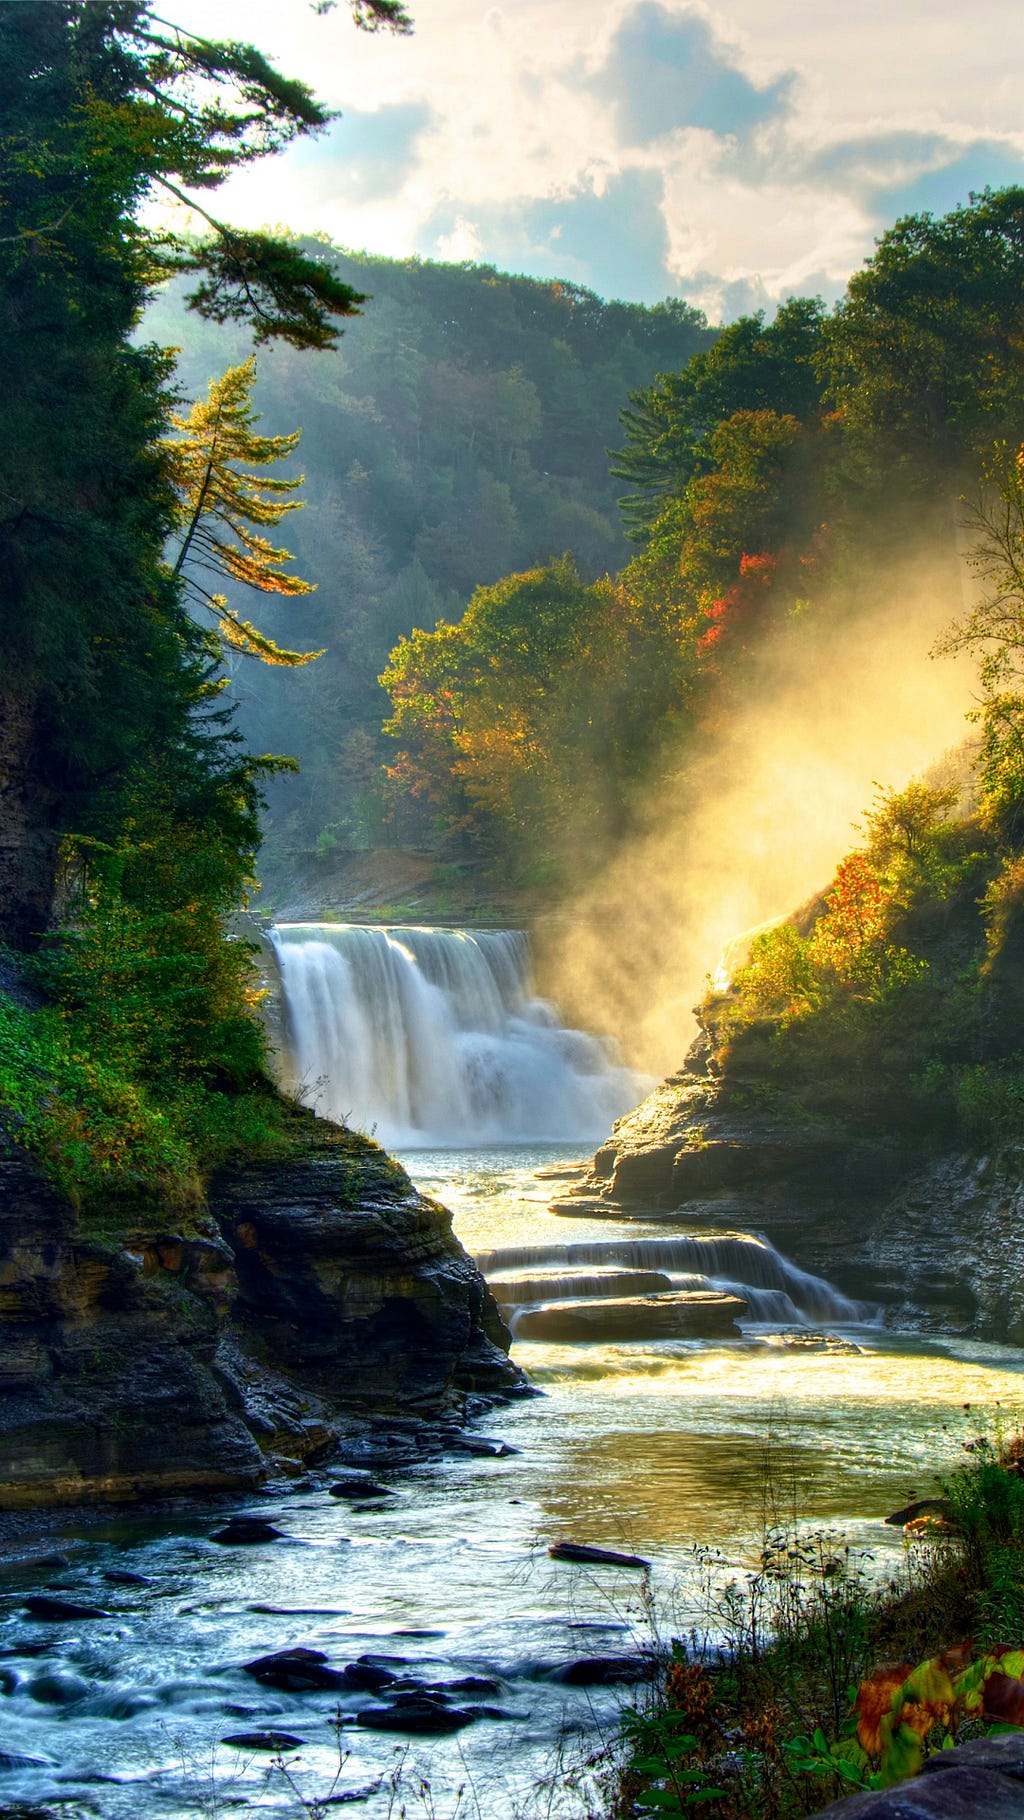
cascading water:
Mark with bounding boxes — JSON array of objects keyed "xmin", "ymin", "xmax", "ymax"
[
  {"xmin": 269, "ymin": 922, "xmax": 644, "ymax": 1146},
  {"xmin": 476, "ymin": 1232, "xmax": 875, "ymax": 1328}
]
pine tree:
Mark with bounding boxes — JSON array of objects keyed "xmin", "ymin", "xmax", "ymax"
[
  {"xmin": 165, "ymin": 358, "xmax": 323, "ymax": 666},
  {"xmin": 0, "ymin": 0, "xmax": 407, "ymax": 946}
]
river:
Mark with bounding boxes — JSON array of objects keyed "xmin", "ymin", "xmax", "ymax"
[{"xmin": 1, "ymin": 932, "xmax": 1022, "ymax": 1818}]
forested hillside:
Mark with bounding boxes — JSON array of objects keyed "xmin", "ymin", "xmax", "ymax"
[
  {"xmin": 146, "ymin": 259, "xmax": 714, "ymax": 878},
  {"xmin": 383, "ymin": 193, "xmax": 1024, "ymax": 893}
]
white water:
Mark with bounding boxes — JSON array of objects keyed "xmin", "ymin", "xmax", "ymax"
[
  {"xmin": 475, "ymin": 1232, "xmax": 872, "ymax": 1328},
  {"xmin": 270, "ymin": 923, "xmax": 643, "ymax": 1146}
]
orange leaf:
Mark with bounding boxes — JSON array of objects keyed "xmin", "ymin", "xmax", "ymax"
[{"xmin": 855, "ymin": 1665, "xmax": 915, "ymax": 1756}]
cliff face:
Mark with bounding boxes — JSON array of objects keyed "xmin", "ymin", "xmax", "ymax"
[
  {"xmin": 570, "ymin": 1047, "xmax": 1024, "ymax": 1341},
  {"xmin": 0, "ymin": 1120, "xmax": 522, "ymax": 1510}
]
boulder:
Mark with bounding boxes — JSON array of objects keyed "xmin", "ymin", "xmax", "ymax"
[{"xmin": 0, "ymin": 1114, "xmax": 525, "ymax": 1510}]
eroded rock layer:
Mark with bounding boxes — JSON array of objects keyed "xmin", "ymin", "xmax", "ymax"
[
  {"xmin": 0, "ymin": 1120, "xmax": 522, "ymax": 1508},
  {"xmin": 572, "ymin": 1042, "xmax": 1024, "ymax": 1341}
]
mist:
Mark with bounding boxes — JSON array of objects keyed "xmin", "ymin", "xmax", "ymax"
[{"xmin": 540, "ymin": 536, "xmax": 979, "ymax": 1077}]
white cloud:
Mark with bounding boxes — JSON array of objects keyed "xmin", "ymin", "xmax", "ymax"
[{"xmin": 155, "ymin": 0, "xmax": 1024, "ymax": 317}]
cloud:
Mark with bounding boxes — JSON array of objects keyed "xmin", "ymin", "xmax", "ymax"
[
  {"xmin": 151, "ymin": 0, "xmax": 1024, "ymax": 322},
  {"xmin": 870, "ymin": 140, "xmax": 1024, "ymax": 221},
  {"xmin": 591, "ymin": 2, "xmax": 795, "ymax": 146},
  {"xmin": 286, "ymin": 100, "xmax": 436, "ymax": 203},
  {"xmin": 422, "ymin": 168, "xmax": 675, "ymax": 303}
]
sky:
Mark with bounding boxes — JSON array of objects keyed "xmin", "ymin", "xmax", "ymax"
[{"xmin": 161, "ymin": 0, "xmax": 1024, "ymax": 322}]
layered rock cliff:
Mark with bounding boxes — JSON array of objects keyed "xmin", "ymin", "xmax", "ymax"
[
  {"xmin": 566, "ymin": 1038, "xmax": 1024, "ymax": 1341},
  {"xmin": 0, "ymin": 1117, "xmax": 522, "ymax": 1509}
]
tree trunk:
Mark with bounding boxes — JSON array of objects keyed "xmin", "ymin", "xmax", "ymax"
[{"xmin": 0, "ymin": 681, "xmax": 60, "ymax": 950}]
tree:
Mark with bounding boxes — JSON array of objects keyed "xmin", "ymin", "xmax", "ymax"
[
  {"xmin": 382, "ymin": 557, "xmax": 693, "ymax": 868},
  {"xmin": 939, "ymin": 443, "xmax": 1024, "ymax": 823},
  {"xmin": 0, "ymin": 0, "xmax": 406, "ymax": 947},
  {"xmin": 823, "ymin": 189, "xmax": 1024, "ymax": 473},
  {"xmin": 612, "ymin": 297, "xmax": 825, "ymax": 539},
  {"xmin": 165, "ymin": 356, "xmax": 323, "ymax": 666}
]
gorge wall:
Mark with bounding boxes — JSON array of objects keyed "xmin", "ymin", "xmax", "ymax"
[
  {"xmin": 0, "ymin": 1117, "xmax": 522, "ymax": 1510},
  {"xmin": 567, "ymin": 1040, "xmax": 1024, "ymax": 1342}
]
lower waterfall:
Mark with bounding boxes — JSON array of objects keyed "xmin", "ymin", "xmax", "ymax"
[
  {"xmin": 476, "ymin": 1233, "xmax": 874, "ymax": 1326},
  {"xmin": 269, "ymin": 922, "xmax": 643, "ymax": 1146}
]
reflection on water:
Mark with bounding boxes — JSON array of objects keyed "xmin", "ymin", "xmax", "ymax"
[{"xmin": 1, "ymin": 1145, "xmax": 1022, "ymax": 1819}]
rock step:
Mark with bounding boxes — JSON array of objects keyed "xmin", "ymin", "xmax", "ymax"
[
  {"xmin": 511, "ymin": 1291, "xmax": 746, "ymax": 1343},
  {"xmin": 490, "ymin": 1269, "xmax": 675, "ymax": 1305}
]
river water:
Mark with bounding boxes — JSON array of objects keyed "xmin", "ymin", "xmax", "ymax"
[
  {"xmin": 3, "ymin": 1144, "xmax": 1024, "ymax": 1820},
  {"xmin": 3, "ymin": 932, "xmax": 1023, "ymax": 1817}
]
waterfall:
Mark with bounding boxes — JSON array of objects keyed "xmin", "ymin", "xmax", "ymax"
[
  {"xmin": 474, "ymin": 1232, "xmax": 874, "ymax": 1326},
  {"xmin": 269, "ymin": 922, "xmax": 643, "ymax": 1146}
]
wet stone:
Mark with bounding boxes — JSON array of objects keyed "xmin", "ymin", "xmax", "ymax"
[
  {"xmin": 243, "ymin": 1646, "xmax": 349, "ymax": 1693},
  {"xmin": 222, "ymin": 1730, "xmax": 306, "ymax": 1751},
  {"xmin": 23, "ymin": 1595, "xmax": 111, "ymax": 1621},
  {"xmin": 357, "ymin": 1698, "xmax": 481, "ymax": 1735},
  {"xmin": 0, "ymin": 1749, "xmax": 57, "ymax": 1771},
  {"xmin": 329, "ymin": 1479, "xmax": 395, "ymax": 1500},
  {"xmin": 549, "ymin": 1655, "xmax": 658, "ymax": 1686},
  {"xmin": 548, "ymin": 1541, "xmax": 650, "ymax": 1570},
  {"xmin": 211, "ymin": 1517, "xmax": 287, "ymax": 1546},
  {"xmin": 26, "ymin": 1671, "xmax": 91, "ymax": 1705},
  {"xmin": 340, "ymin": 1662, "xmax": 399, "ymax": 1692}
]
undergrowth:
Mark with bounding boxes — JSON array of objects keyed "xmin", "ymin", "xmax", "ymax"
[{"xmin": 615, "ymin": 1414, "xmax": 1024, "ymax": 1819}]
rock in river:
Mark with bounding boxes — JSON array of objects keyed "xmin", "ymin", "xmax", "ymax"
[
  {"xmin": 23, "ymin": 1595, "xmax": 111, "ymax": 1621},
  {"xmin": 550, "ymin": 1655, "xmax": 659, "ymax": 1686},
  {"xmin": 549, "ymin": 1541, "xmax": 650, "ymax": 1569},
  {"xmin": 357, "ymin": 1697, "xmax": 482, "ymax": 1735},
  {"xmin": 243, "ymin": 1646, "xmax": 350, "ymax": 1692},
  {"xmin": 222, "ymin": 1731, "xmax": 305, "ymax": 1751},
  {"xmin": 211, "ymin": 1517, "xmax": 287, "ymax": 1545},
  {"xmin": 328, "ymin": 1478, "xmax": 395, "ymax": 1500},
  {"xmin": 513, "ymin": 1291, "xmax": 745, "ymax": 1343}
]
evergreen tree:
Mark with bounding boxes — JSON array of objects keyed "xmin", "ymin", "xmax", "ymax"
[
  {"xmin": 0, "ymin": 0, "xmax": 404, "ymax": 946},
  {"xmin": 165, "ymin": 357, "xmax": 323, "ymax": 666}
]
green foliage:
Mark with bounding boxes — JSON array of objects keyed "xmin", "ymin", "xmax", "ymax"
[
  {"xmin": 0, "ymin": 2, "xmax": 402, "ymax": 1194},
  {"xmin": 937, "ymin": 443, "xmax": 1024, "ymax": 830},
  {"xmin": 146, "ymin": 255, "xmax": 716, "ymax": 880},
  {"xmin": 381, "ymin": 555, "xmax": 691, "ymax": 875},
  {"xmin": 706, "ymin": 781, "xmax": 1024, "ymax": 1145},
  {"xmin": 364, "ymin": 189, "xmax": 1024, "ymax": 896},
  {"xmin": 613, "ymin": 297, "xmax": 826, "ymax": 539},
  {"xmin": 822, "ymin": 189, "xmax": 1024, "ymax": 471}
]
